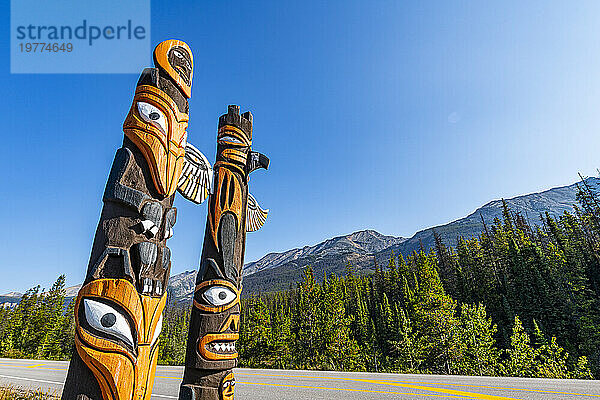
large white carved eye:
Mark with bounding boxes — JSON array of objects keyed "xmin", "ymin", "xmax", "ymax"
[
  {"xmin": 202, "ymin": 286, "xmax": 237, "ymax": 307},
  {"xmin": 137, "ymin": 102, "xmax": 168, "ymax": 135},
  {"xmin": 151, "ymin": 314, "xmax": 163, "ymax": 346},
  {"xmin": 84, "ymin": 299, "xmax": 135, "ymax": 348}
]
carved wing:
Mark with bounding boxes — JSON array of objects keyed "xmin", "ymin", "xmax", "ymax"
[
  {"xmin": 246, "ymin": 193, "xmax": 269, "ymax": 232},
  {"xmin": 177, "ymin": 143, "xmax": 213, "ymax": 204}
]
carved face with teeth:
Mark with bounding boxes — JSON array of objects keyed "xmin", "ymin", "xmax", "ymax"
[
  {"xmin": 74, "ymin": 279, "xmax": 165, "ymax": 400},
  {"xmin": 192, "ymin": 279, "xmax": 240, "ymax": 368}
]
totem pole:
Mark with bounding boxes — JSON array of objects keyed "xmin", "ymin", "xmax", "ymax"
[
  {"xmin": 178, "ymin": 105, "xmax": 270, "ymax": 400},
  {"xmin": 62, "ymin": 39, "xmax": 213, "ymax": 400}
]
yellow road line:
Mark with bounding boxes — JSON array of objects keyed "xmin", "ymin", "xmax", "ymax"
[
  {"xmin": 238, "ymin": 372, "xmax": 600, "ymax": 399},
  {"xmin": 0, "ymin": 362, "xmax": 39, "ymax": 366},
  {"xmin": 237, "ymin": 373, "xmax": 518, "ymax": 399},
  {"xmin": 388, "ymin": 380, "xmax": 600, "ymax": 398},
  {"xmin": 1, "ymin": 364, "xmax": 596, "ymax": 399},
  {"xmin": 26, "ymin": 363, "xmax": 46, "ymax": 368},
  {"xmin": 159, "ymin": 374, "xmax": 516, "ymax": 399},
  {"xmin": 0, "ymin": 363, "xmax": 66, "ymax": 371},
  {"xmin": 154, "ymin": 376, "xmax": 468, "ymax": 398},
  {"xmin": 242, "ymin": 381, "xmax": 470, "ymax": 398},
  {"xmin": 353, "ymin": 377, "xmax": 519, "ymax": 400}
]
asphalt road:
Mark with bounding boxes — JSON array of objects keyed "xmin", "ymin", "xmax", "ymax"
[{"xmin": 0, "ymin": 358, "xmax": 599, "ymax": 399}]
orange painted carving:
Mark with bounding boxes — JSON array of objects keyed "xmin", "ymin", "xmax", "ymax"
[
  {"xmin": 123, "ymin": 85, "xmax": 189, "ymax": 197},
  {"xmin": 74, "ymin": 279, "xmax": 166, "ymax": 400}
]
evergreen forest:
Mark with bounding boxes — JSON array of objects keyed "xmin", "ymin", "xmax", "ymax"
[{"xmin": 3, "ymin": 180, "xmax": 600, "ymax": 378}]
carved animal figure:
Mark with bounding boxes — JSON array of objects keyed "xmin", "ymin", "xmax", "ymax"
[
  {"xmin": 61, "ymin": 39, "xmax": 212, "ymax": 400},
  {"xmin": 178, "ymin": 105, "xmax": 269, "ymax": 400}
]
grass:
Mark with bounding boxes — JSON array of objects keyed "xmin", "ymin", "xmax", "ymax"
[{"xmin": 0, "ymin": 386, "xmax": 58, "ymax": 400}]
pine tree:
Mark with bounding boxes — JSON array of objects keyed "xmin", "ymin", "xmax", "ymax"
[
  {"xmin": 534, "ymin": 337, "xmax": 570, "ymax": 379},
  {"xmin": 290, "ymin": 267, "xmax": 320, "ymax": 369},
  {"xmin": 570, "ymin": 356, "xmax": 594, "ymax": 379},
  {"xmin": 37, "ymin": 275, "xmax": 67, "ymax": 359},
  {"xmin": 455, "ymin": 303, "xmax": 499, "ymax": 376},
  {"xmin": 239, "ymin": 297, "xmax": 272, "ymax": 367},
  {"xmin": 502, "ymin": 316, "xmax": 536, "ymax": 377},
  {"xmin": 387, "ymin": 308, "xmax": 419, "ymax": 372},
  {"xmin": 318, "ymin": 276, "xmax": 361, "ymax": 370},
  {"xmin": 158, "ymin": 301, "xmax": 190, "ymax": 365},
  {"xmin": 269, "ymin": 296, "xmax": 292, "ymax": 368},
  {"xmin": 405, "ymin": 251, "xmax": 460, "ymax": 374}
]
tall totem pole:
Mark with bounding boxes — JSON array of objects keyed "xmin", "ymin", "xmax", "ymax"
[
  {"xmin": 62, "ymin": 40, "xmax": 213, "ymax": 400},
  {"xmin": 178, "ymin": 105, "xmax": 270, "ymax": 400}
]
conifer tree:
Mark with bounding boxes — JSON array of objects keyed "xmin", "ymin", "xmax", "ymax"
[
  {"xmin": 502, "ymin": 316, "xmax": 536, "ymax": 377},
  {"xmin": 455, "ymin": 303, "xmax": 499, "ymax": 376},
  {"xmin": 239, "ymin": 297, "xmax": 272, "ymax": 367}
]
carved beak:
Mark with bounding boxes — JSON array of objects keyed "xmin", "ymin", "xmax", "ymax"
[{"xmin": 247, "ymin": 151, "xmax": 270, "ymax": 174}]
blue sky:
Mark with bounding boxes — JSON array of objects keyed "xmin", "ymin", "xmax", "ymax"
[{"xmin": 3, "ymin": 1, "xmax": 600, "ymax": 293}]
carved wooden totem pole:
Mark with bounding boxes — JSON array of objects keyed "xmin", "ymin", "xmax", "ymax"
[
  {"xmin": 178, "ymin": 105, "xmax": 270, "ymax": 400},
  {"xmin": 62, "ymin": 39, "xmax": 213, "ymax": 400}
]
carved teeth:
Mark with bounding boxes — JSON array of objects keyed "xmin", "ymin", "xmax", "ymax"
[
  {"xmin": 142, "ymin": 279, "xmax": 153, "ymax": 294},
  {"xmin": 210, "ymin": 342, "xmax": 236, "ymax": 353}
]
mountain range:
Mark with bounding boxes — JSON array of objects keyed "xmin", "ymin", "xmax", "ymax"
[
  {"xmin": 3, "ymin": 177, "xmax": 598, "ymax": 305},
  {"xmin": 237, "ymin": 177, "xmax": 599, "ymax": 295}
]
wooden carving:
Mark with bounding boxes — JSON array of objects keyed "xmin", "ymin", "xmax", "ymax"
[
  {"xmin": 178, "ymin": 105, "xmax": 269, "ymax": 400},
  {"xmin": 62, "ymin": 39, "xmax": 212, "ymax": 400}
]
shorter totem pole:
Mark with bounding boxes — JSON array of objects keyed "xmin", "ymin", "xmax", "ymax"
[
  {"xmin": 62, "ymin": 40, "xmax": 213, "ymax": 400},
  {"xmin": 179, "ymin": 105, "xmax": 270, "ymax": 400}
]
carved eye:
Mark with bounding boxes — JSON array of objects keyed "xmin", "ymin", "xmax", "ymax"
[
  {"xmin": 219, "ymin": 135, "xmax": 243, "ymax": 144},
  {"xmin": 151, "ymin": 314, "xmax": 163, "ymax": 346},
  {"xmin": 84, "ymin": 299, "xmax": 135, "ymax": 348},
  {"xmin": 137, "ymin": 102, "xmax": 168, "ymax": 135},
  {"xmin": 202, "ymin": 286, "xmax": 237, "ymax": 307}
]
